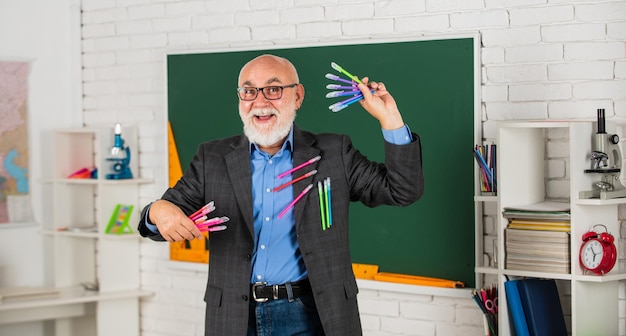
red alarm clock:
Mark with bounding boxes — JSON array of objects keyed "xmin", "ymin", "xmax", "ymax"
[{"xmin": 579, "ymin": 224, "xmax": 617, "ymax": 275}]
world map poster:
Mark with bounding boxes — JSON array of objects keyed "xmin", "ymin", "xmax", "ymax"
[{"xmin": 0, "ymin": 61, "xmax": 32, "ymax": 224}]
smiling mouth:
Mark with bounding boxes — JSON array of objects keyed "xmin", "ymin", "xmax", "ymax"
[{"xmin": 255, "ymin": 114, "xmax": 275, "ymax": 121}]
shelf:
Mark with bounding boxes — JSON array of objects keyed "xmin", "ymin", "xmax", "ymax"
[
  {"xmin": 501, "ymin": 269, "xmax": 573, "ymax": 281},
  {"xmin": 41, "ymin": 230, "xmax": 142, "ymax": 240},
  {"xmin": 474, "ymin": 195, "xmax": 497, "ymax": 202},
  {"xmin": 42, "ymin": 178, "xmax": 153, "ymax": 185},
  {"xmin": 0, "ymin": 286, "xmax": 152, "ymax": 325},
  {"xmin": 486, "ymin": 119, "xmax": 624, "ymax": 336},
  {"xmin": 497, "ymin": 120, "xmax": 590, "ymax": 129},
  {"xmin": 494, "ymin": 264, "xmax": 626, "ymax": 283},
  {"xmin": 575, "ymin": 197, "xmax": 626, "ymax": 205},
  {"xmin": 0, "ymin": 286, "xmax": 153, "ymax": 311},
  {"xmin": 574, "ymin": 271, "xmax": 626, "ymax": 282},
  {"xmin": 474, "ymin": 266, "xmax": 498, "ymax": 275},
  {"xmin": 33, "ymin": 126, "xmax": 148, "ymax": 335}
]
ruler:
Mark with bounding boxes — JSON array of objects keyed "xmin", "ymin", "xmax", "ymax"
[
  {"xmin": 352, "ymin": 263, "xmax": 379, "ymax": 280},
  {"xmin": 167, "ymin": 121, "xmax": 183, "ymax": 188}
]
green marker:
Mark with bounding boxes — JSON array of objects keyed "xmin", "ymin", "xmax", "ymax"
[
  {"xmin": 331, "ymin": 62, "xmax": 363, "ymax": 85},
  {"xmin": 317, "ymin": 181, "xmax": 327, "ymax": 230}
]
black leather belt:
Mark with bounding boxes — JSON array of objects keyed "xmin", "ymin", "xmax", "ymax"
[{"xmin": 251, "ymin": 280, "xmax": 311, "ymax": 302}]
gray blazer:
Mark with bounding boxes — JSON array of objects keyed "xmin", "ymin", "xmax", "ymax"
[{"xmin": 138, "ymin": 125, "xmax": 424, "ymax": 335}]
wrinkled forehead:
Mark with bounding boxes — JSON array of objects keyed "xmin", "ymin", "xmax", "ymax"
[{"xmin": 238, "ymin": 55, "xmax": 298, "ymax": 87}]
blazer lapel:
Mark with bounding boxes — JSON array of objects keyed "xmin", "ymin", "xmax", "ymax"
[
  {"xmin": 225, "ymin": 136, "xmax": 254, "ymax": 238},
  {"xmin": 291, "ymin": 126, "xmax": 321, "ymax": 230},
  {"xmin": 225, "ymin": 127, "xmax": 320, "ymax": 237}
]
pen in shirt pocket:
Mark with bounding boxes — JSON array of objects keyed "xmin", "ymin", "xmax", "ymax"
[
  {"xmin": 273, "ymin": 170, "xmax": 317, "ymax": 192},
  {"xmin": 318, "ymin": 177, "xmax": 332, "ymax": 230}
]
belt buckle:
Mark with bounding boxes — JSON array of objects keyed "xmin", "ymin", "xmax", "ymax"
[
  {"xmin": 252, "ymin": 282, "xmax": 269, "ymax": 302},
  {"xmin": 272, "ymin": 284, "xmax": 279, "ymax": 300}
]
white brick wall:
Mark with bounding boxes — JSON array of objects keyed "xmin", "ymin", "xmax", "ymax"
[{"xmin": 78, "ymin": 1, "xmax": 626, "ymax": 335}]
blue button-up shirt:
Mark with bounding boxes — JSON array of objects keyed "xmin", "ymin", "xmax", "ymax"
[
  {"xmin": 248, "ymin": 125, "xmax": 412, "ymax": 285},
  {"xmin": 249, "ymin": 129, "xmax": 302, "ymax": 285},
  {"xmin": 147, "ymin": 124, "xmax": 412, "ymax": 285}
]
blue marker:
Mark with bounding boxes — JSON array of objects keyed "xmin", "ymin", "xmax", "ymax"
[
  {"xmin": 326, "ymin": 84, "xmax": 357, "ymax": 90},
  {"xmin": 326, "ymin": 90, "xmax": 362, "ymax": 98},
  {"xmin": 331, "ymin": 97, "xmax": 361, "ymax": 112},
  {"xmin": 325, "ymin": 177, "xmax": 332, "ymax": 227},
  {"xmin": 325, "ymin": 73, "xmax": 357, "ymax": 85},
  {"xmin": 328, "ymin": 94, "xmax": 363, "ymax": 112},
  {"xmin": 329, "ymin": 89, "xmax": 375, "ymax": 112}
]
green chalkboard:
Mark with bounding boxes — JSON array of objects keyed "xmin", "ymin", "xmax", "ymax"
[{"xmin": 167, "ymin": 37, "xmax": 476, "ymax": 287}]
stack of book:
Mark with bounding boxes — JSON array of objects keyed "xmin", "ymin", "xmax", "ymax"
[{"xmin": 503, "ymin": 201, "xmax": 571, "ymax": 274}]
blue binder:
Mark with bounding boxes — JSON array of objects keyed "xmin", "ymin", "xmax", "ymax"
[
  {"xmin": 517, "ymin": 278, "xmax": 568, "ymax": 336},
  {"xmin": 504, "ymin": 279, "xmax": 530, "ymax": 336}
]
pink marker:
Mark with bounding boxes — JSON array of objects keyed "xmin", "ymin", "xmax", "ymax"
[
  {"xmin": 277, "ymin": 156, "xmax": 321, "ymax": 179},
  {"xmin": 278, "ymin": 184, "xmax": 314, "ymax": 219},
  {"xmin": 196, "ymin": 216, "xmax": 230, "ymax": 228},
  {"xmin": 189, "ymin": 201, "xmax": 215, "ymax": 220},
  {"xmin": 199, "ymin": 225, "xmax": 227, "ymax": 232},
  {"xmin": 273, "ymin": 170, "xmax": 317, "ymax": 192},
  {"xmin": 190, "ymin": 205, "xmax": 216, "ymax": 221}
]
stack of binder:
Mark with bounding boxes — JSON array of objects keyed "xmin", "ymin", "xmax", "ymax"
[{"xmin": 503, "ymin": 202, "xmax": 571, "ymax": 274}]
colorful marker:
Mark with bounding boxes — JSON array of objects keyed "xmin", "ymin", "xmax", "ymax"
[
  {"xmin": 325, "ymin": 73, "xmax": 357, "ymax": 85},
  {"xmin": 330, "ymin": 62, "xmax": 363, "ymax": 84},
  {"xmin": 273, "ymin": 170, "xmax": 318, "ymax": 192},
  {"xmin": 278, "ymin": 184, "xmax": 314, "ymax": 219},
  {"xmin": 329, "ymin": 94, "xmax": 364, "ymax": 112},
  {"xmin": 325, "ymin": 177, "xmax": 332, "ymax": 227},
  {"xmin": 317, "ymin": 181, "xmax": 327, "ymax": 230},
  {"xmin": 199, "ymin": 225, "xmax": 227, "ymax": 232},
  {"xmin": 196, "ymin": 216, "xmax": 230, "ymax": 228},
  {"xmin": 326, "ymin": 84, "xmax": 357, "ymax": 90},
  {"xmin": 326, "ymin": 90, "xmax": 362, "ymax": 98},
  {"xmin": 277, "ymin": 155, "xmax": 321, "ymax": 179},
  {"xmin": 189, "ymin": 202, "xmax": 215, "ymax": 221},
  {"xmin": 190, "ymin": 206, "xmax": 216, "ymax": 222}
]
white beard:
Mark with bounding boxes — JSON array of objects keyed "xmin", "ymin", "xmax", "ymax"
[{"xmin": 240, "ymin": 106, "xmax": 295, "ymax": 147}]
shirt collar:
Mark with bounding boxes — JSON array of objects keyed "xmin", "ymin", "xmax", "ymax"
[{"xmin": 249, "ymin": 125, "xmax": 294, "ymax": 155}]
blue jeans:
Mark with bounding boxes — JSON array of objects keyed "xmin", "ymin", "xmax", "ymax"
[{"xmin": 247, "ymin": 292, "xmax": 324, "ymax": 336}]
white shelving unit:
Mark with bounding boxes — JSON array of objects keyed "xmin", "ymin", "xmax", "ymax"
[
  {"xmin": 0, "ymin": 127, "xmax": 153, "ymax": 335},
  {"xmin": 475, "ymin": 120, "xmax": 626, "ymax": 336}
]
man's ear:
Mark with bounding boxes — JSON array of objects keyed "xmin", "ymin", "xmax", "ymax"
[{"xmin": 296, "ymin": 84, "xmax": 305, "ymax": 109}]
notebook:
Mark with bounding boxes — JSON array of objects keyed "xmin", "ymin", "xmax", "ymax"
[
  {"xmin": 517, "ymin": 278, "xmax": 567, "ymax": 336},
  {"xmin": 505, "ymin": 279, "xmax": 530, "ymax": 336}
]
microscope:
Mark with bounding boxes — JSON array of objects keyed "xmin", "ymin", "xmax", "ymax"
[
  {"xmin": 105, "ymin": 123, "xmax": 133, "ymax": 180},
  {"xmin": 579, "ymin": 109, "xmax": 626, "ymax": 200}
]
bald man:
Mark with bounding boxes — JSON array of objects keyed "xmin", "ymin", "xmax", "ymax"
[{"xmin": 139, "ymin": 54, "xmax": 424, "ymax": 336}]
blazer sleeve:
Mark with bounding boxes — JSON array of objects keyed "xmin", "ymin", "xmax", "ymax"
[
  {"xmin": 346, "ymin": 131, "xmax": 424, "ymax": 207},
  {"xmin": 137, "ymin": 143, "xmax": 211, "ymax": 241}
]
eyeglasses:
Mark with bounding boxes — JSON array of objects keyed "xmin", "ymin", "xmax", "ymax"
[{"xmin": 236, "ymin": 83, "xmax": 299, "ymax": 101}]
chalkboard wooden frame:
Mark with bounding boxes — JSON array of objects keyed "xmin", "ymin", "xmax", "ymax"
[{"xmin": 166, "ymin": 34, "xmax": 481, "ymax": 287}]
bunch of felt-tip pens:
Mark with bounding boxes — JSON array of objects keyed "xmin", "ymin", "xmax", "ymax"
[
  {"xmin": 473, "ymin": 144, "xmax": 497, "ymax": 194},
  {"xmin": 317, "ymin": 177, "xmax": 332, "ymax": 230},
  {"xmin": 325, "ymin": 62, "xmax": 374, "ymax": 113},
  {"xmin": 189, "ymin": 201, "xmax": 229, "ymax": 232},
  {"xmin": 472, "ymin": 284, "xmax": 498, "ymax": 336}
]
